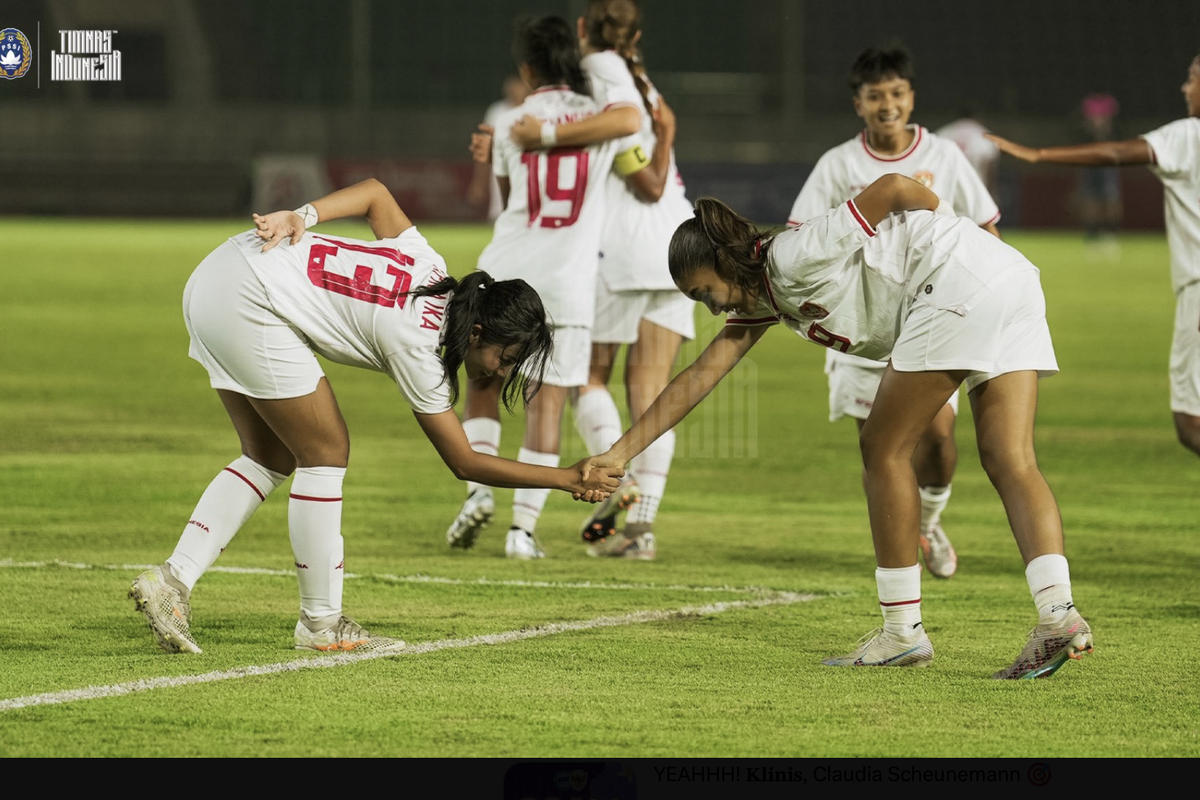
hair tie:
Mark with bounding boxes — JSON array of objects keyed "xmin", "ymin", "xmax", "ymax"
[
  {"xmin": 753, "ymin": 238, "xmax": 763, "ymax": 258},
  {"xmin": 478, "ymin": 282, "xmax": 487, "ymax": 291}
]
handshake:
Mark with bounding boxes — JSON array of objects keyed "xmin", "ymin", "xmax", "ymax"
[{"xmin": 567, "ymin": 451, "xmax": 626, "ymax": 503}]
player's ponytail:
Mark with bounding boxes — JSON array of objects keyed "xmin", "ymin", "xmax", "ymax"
[
  {"xmin": 583, "ymin": 0, "xmax": 655, "ymax": 119},
  {"xmin": 669, "ymin": 198, "xmax": 774, "ymax": 292},
  {"xmin": 409, "ymin": 271, "xmax": 553, "ymax": 412},
  {"xmin": 513, "ymin": 15, "xmax": 590, "ymax": 98}
]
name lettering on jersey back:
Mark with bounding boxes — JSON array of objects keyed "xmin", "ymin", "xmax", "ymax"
[{"xmin": 419, "ymin": 266, "xmax": 449, "ymax": 331}]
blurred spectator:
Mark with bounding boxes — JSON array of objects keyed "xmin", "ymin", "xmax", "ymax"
[
  {"xmin": 467, "ymin": 74, "xmax": 530, "ymax": 220},
  {"xmin": 1076, "ymin": 92, "xmax": 1123, "ymax": 256}
]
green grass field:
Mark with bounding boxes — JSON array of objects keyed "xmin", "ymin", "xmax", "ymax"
[{"xmin": 1, "ymin": 217, "xmax": 1198, "ymax": 758}]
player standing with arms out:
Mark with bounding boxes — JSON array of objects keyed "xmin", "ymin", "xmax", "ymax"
[
  {"xmin": 988, "ymin": 53, "xmax": 1200, "ymax": 460},
  {"xmin": 586, "ymin": 174, "xmax": 1093, "ymax": 679},
  {"xmin": 448, "ymin": 15, "xmax": 640, "ymax": 559},
  {"xmin": 129, "ymin": 178, "xmax": 621, "ymax": 654},
  {"xmin": 502, "ymin": 0, "xmax": 695, "ymax": 560},
  {"xmin": 788, "ymin": 45, "xmax": 1002, "ymax": 579}
]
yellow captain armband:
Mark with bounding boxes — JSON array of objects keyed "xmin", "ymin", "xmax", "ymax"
[{"xmin": 614, "ymin": 144, "xmax": 651, "ymax": 176}]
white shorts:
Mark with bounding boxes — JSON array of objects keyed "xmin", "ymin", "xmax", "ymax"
[
  {"xmin": 1169, "ymin": 282, "xmax": 1200, "ymax": 415},
  {"xmin": 183, "ymin": 242, "xmax": 325, "ymax": 400},
  {"xmin": 827, "ymin": 359, "xmax": 960, "ymax": 422},
  {"xmin": 592, "ymin": 280, "xmax": 696, "ymax": 344},
  {"xmin": 526, "ymin": 324, "xmax": 590, "ymax": 388},
  {"xmin": 891, "ymin": 267, "xmax": 1058, "ymax": 393}
]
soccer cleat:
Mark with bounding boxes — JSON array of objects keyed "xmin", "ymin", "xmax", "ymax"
[
  {"xmin": 579, "ymin": 480, "xmax": 641, "ymax": 544},
  {"xmin": 992, "ymin": 608, "xmax": 1093, "ymax": 680},
  {"xmin": 919, "ymin": 522, "xmax": 958, "ymax": 579},
  {"xmin": 587, "ymin": 532, "xmax": 656, "ymax": 560},
  {"xmin": 821, "ymin": 627, "xmax": 934, "ymax": 667},
  {"xmin": 294, "ymin": 615, "xmax": 406, "ymax": 654},
  {"xmin": 128, "ymin": 565, "xmax": 202, "ymax": 654},
  {"xmin": 505, "ymin": 527, "xmax": 545, "ymax": 559},
  {"xmin": 446, "ymin": 488, "xmax": 495, "ymax": 549}
]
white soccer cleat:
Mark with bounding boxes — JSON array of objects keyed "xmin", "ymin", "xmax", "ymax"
[
  {"xmin": 586, "ymin": 531, "xmax": 656, "ymax": 560},
  {"xmin": 505, "ymin": 527, "xmax": 546, "ymax": 559},
  {"xmin": 919, "ymin": 522, "xmax": 958, "ymax": 578},
  {"xmin": 992, "ymin": 608, "xmax": 1093, "ymax": 680},
  {"xmin": 821, "ymin": 626, "xmax": 934, "ymax": 667},
  {"xmin": 579, "ymin": 479, "xmax": 640, "ymax": 544},
  {"xmin": 446, "ymin": 488, "xmax": 495, "ymax": 549},
  {"xmin": 294, "ymin": 615, "xmax": 406, "ymax": 654},
  {"xmin": 128, "ymin": 565, "xmax": 202, "ymax": 654}
]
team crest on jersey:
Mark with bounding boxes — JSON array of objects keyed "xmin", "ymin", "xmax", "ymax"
[
  {"xmin": 912, "ymin": 170, "xmax": 934, "ymax": 189},
  {"xmin": 0, "ymin": 29, "xmax": 32, "ymax": 80},
  {"xmin": 798, "ymin": 302, "xmax": 829, "ymax": 319}
]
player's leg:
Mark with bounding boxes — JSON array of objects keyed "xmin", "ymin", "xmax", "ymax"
[
  {"xmin": 446, "ymin": 374, "xmax": 504, "ymax": 549},
  {"xmin": 968, "ymin": 371, "xmax": 1092, "ymax": 678},
  {"xmin": 249, "ymin": 378, "xmax": 403, "ymax": 652},
  {"xmin": 912, "ymin": 400, "xmax": 959, "ymax": 578},
  {"xmin": 823, "ymin": 365, "xmax": 958, "ymax": 668},
  {"xmin": 507, "ymin": 382, "xmax": 570, "ymax": 559},
  {"xmin": 130, "ymin": 390, "xmax": 293, "ymax": 654},
  {"xmin": 593, "ymin": 318, "xmax": 684, "ymax": 559}
]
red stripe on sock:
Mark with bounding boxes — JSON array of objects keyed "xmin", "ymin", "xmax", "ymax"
[
  {"xmin": 224, "ymin": 468, "xmax": 265, "ymax": 501},
  {"xmin": 879, "ymin": 598, "xmax": 921, "ymax": 607},
  {"xmin": 289, "ymin": 493, "xmax": 342, "ymax": 503}
]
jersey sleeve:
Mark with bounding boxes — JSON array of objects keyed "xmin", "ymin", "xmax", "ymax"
[
  {"xmin": 1141, "ymin": 118, "xmax": 1199, "ymax": 180},
  {"xmin": 944, "ymin": 145, "xmax": 1001, "ymax": 226},
  {"xmin": 385, "ymin": 348, "xmax": 453, "ymax": 415},
  {"xmin": 772, "ymin": 200, "xmax": 875, "ymax": 281},
  {"xmin": 788, "ymin": 153, "xmax": 841, "ymax": 225}
]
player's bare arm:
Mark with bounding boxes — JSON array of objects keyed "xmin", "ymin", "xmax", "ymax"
[
  {"xmin": 624, "ymin": 96, "xmax": 677, "ymax": 203},
  {"xmin": 593, "ymin": 324, "xmax": 769, "ymax": 470},
  {"xmin": 414, "ymin": 409, "xmax": 621, "ymax": 500},
  {"xmin": 853, "ymin": 173, "xmax": 941, "ymax": 228},
  {"xmin": 986, "ymin": 134, "xmax": 1153, "ymax": 167},
  {"xmin": 253, "ymin": 179, "xmax": 412, "ymax": 253},
  {"xmin": 510, "ymin": 104, "xmax": 640, "ymax": 149},
  {"xmin": 469, "ymin": 123, "xmax": 494, "ymax": 165}
]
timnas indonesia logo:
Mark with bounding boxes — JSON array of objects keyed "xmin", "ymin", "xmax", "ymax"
[
  {"xmin": 0, "ymin": 28, "xmax": 32, "ymax": 79},
  {"xmin": 52, "ymin": 29, "xmax": 122, "ymax": 81}
]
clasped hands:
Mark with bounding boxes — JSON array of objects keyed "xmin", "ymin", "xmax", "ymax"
[{"xmin": 569, "ymin": 452, "xmax": 627, "ymax": 502}]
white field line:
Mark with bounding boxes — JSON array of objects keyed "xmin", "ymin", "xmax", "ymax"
[
  {"xmin": 0, "ymin": 558, "xmax": 792, "ymax": 595},
  {"xmin": 0, "ymin": 591, "xmax": 818, "ymax": 712}
]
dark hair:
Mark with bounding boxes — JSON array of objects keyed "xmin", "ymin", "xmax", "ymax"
[
  {"xmin": 668, "ymin": 198, "xmax": 775, "ymax": 293},
  {"xmin": 849, "ymin": 44, "xmax": 914, "ymax": 94},
  {"xmin": 513, "ymin": 15, "xmax": 590, "ymax": 97},
  {"xmin": 583, "ymin": 0, "xmax": 654, "ymax": 118},
  {"xmin": 407, "ymin": 271, "xmax": 553, "ymax": 412}
]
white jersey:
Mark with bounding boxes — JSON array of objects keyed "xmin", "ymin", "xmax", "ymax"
[
  {"xmin": 582, "ymin": 51, "xmax": 693, "ymax": 292},
  {"xmin": 479, "ymin": 85, "xmax": 620, "ymax": 327},
  {"xmin": 229, "ymin": 226, "xmax": 453, "ymax": 414},
  {"xmin": 789, "ymin": 124, "xmax": 1001, "ymax": 370},
  {"xmin": 1141, "ymin": 117, "xmax": 1200, "ymax": 293},
  {"xmin": 728, "ymin": 201, "xmax": 1032, "ymax": 361},
  {"xmin": 936, "ymin": 118, "xmax": 1000, "ymax": 186}
]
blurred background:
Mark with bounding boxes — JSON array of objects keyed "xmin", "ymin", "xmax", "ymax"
[{"xmin": 3, "ymin": 0, "xmax": 1198, "ymax": 228}]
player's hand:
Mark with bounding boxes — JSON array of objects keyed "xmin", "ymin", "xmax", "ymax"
[
  {"xmin": 253, "ymin": 210, "xmax": 305, "ymax": 252},
  {"xmin": 985, "ymin": 133, "xmax": 1040, "ymax": 164},
  {"xmin": 469, "ymin": 124, "xmax": 494, "ymax": 165},
  {"xmin": 510, "ymin": 114, "xmax": 545, "ymax": 150},
  {"xmin": 567, "ymin": 458, "xmax": 623, "ymax": 502}
]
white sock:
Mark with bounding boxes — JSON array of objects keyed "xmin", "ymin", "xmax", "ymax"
[
  {"xmin": 512, "ymin": 448, "xmax": 559, "ymax": 533},
  {"xmin": 462, "ymin": 417, "xmax": 501, "ymax": 495},
  {"xmin": 289, "ymin": 466, "xmax": 347, "ymax": 627},
  {"xmin": 1025, "ymin": 553, "xmax": 1075, "ymax": 623},
  {"xmin": 168, "ymin": 456, "xmax": 289, "ymax": 592},
  {"xmin": 876, "ymin": 565, "xmax": 923, "ymax": 636},
  {"xmin": 918, "ymin": 484, "xmax": 951, "ymax": 530},
  {"xmin": 628, "ymin": 430, "xmax": 674, "ymax": 525},
  {"xmin": 573, "ymin": 388, "xmax": 623, "ymax": 455}
]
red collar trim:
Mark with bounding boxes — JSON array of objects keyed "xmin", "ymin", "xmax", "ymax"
[{"xmin": 859, "ymin": 126, "xmax": 923, "ymax": 162}]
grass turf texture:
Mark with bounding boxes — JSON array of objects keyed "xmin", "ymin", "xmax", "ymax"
[{"xmin": 1, "ymin": 218, "xmax": 1198, "ymax": 758}]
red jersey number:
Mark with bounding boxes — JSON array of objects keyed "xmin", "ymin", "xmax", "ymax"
[
  {"xmin": 307, "ymin": 236, "xmax": 414, "ymax": 309},
  {"xmin": 807, "ymin": 322, "xmax": 851, "ymax": 353},
  {"xmin": 522, "ymin": 147, "xmax": 590, "ymax": 229}
]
